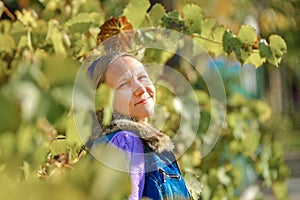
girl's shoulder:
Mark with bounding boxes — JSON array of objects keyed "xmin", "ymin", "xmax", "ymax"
[{"xmin": 108, "ymin": 130, "xmax": 145, "ymax": 154}]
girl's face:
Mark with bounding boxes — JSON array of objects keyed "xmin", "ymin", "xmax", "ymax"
[{"xmin": 104, "ymin": 56, "xmax": 156, "ymax": 121}]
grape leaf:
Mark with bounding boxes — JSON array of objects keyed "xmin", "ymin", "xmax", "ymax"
[
  {"xmin": 97, "ymin": 16, "xmax": 134, "ymax": 52},
  {"xmin": 161, "ymin": 11, "xmax": 187, "ymax": 33},
  {"xmin": 259, "ymin": 39, "xmax": 276, "ymax": 66},
  {"xmin": 49, "ymin": 138, "xmax": 69, "ymax": 155},
  {"xmin": 46, "ymin": 19, "xmax": 67, "ymax": 56},
  {"xmin": 10, "ymin": 21, "xmax": 27, "ymax": 45},
  {"xmin": 66, "ymin": 13, "xmax": 96, "ymax": 33},
  {"xmin": 223, "ymin": 29, "xmax": 239, "ymax": 55},
  {"xmin": 122, "ymin": 0, "xmax": 150, "ymax": 28},
  {"xmin": 0, "ymin": 93, "xmax": 21, "ymax": 132},
  {"xmin": 237, "ymin": 25, "xmax": 257, "ymax": 45},
  {"xmin": 245, "ymin": 51, "xmax": 265, "ymax": 68},
  {"xmin": 0, "ymin": 34, "xmax": 16, "ymax": 54},
  {"xmin": 147, "ymin": 3, "xmax": 165, "ymax": 27},
  {"xmin": 183, "ymin": 4, "xmax": 203, "ymax": 33},
  {"xmin": 41, "ymin": 55, "xmax": 79, "ymax": 85},
  {"xmin": 269, "ymin": 34, "xmax": 287, "ymax": 59},
  {"xmin": 201, "ymin": 18, "xmax": 216, "ymax": 37}
]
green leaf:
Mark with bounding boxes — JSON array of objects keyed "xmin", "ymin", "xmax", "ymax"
[
  {"xmin": 269, "ymin": 34, "xmax": 287, "ymax": 59},
  {"xmin": 161, "ymin": 11, "xmax": 187, "ymax": 33},
  {"xmin": 0, "ymin": 19, "xmax": 12, "ymax": 33},
  {"xmin": 66, "ymin": 13, "xmax": 95, "ymax": 33},
  {"xmin": 217, "ymin": 167, "xmax": 231, "ymax": 185},
  {"xmin": 184, "ymin": 172, "xmax": 203, "ymax": 200},
  {"xmin": 10, "ymin": 21, "xmax": 27, "ymax": 45},
  {"xmin": 183, "ymin": 4, "xmax": 203, "ymax": 33},
  {"xmin": 95, "ymin": 84, "xmax": 113, "ymax": 125},
  {"xmin": 222, "ymin": 29, "xmax": 238, "ymax": 55},
  {"xmin": 41, "ymin": 55, "xmax": 79, "ymax": 86},
  {"xmin": 209, "ymin": 25, "xmax": 225, "ymax": 56},
  {"xmin": 0, "ymin": 93, "xmax": 21, "ymax": 133},
  {"xmin": 229, "ymin": 140, "xmax": 241, "ymax": 154},
  {"xmin": 0, "ymin": 34, "xmax": 16, "ymax": 54},
  {"xmin": 49, "ymin": 138, "xmax": 69, "ymax": 155},
  {"xmin": 252, "ymin": 100, "xmax": 272, "ymax": 122},
  {"xmin": 272, "ymin": 181, "xmax": 288, "ymax": 200},
  {"xmin": 46, "ymin": 19, "xmax": 67, "ymax": 56},
  {"xmin": 31, "ymin": 19, "xmax": 49, "ymax": 47},
  {"xmin": 147, "ymin": 3, "xmax": 165, "ymax": 27},
  {"xmin": 259, "ymin": 39, "xmax": 277, "ymax": 66},
  {"xmin": 244, "ymin": 51, "xmax": 265, "ymax": 68},
  {"xmin": 237, "ymin": 25, "xmax": 257, "ymax": 45},
  {"xmin": 235, "ymin": 46, "xmax": 250, "ymax": 64},
  {"xmin": 241, "ymin": 133, "xmax": 260, "ymax": 156},
  {"xmin": 201, "ymin": 18, "xmax": 216, "ymax": 37},
  {"xmin": 37, "ymin": 91, "xmax": 66, "ymax": 123},
  {"xmin": 123, "ymin": 0, "xmax": 150, "ymax": 27},
  {"xmin": 51, "ymin": 84, "xmax": 74, "ymax": 108}
]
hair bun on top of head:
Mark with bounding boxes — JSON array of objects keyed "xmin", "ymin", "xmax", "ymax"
[{"xmin": 87, "ymin": 52, "xmax": 136, "ymax": 89}]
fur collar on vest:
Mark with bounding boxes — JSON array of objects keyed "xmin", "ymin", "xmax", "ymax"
[{"xmin": 88, "ymin": 110, "xmax": 174, "ymax": 153}]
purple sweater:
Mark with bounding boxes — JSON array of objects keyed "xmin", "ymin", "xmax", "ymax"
[{"xmin": 109, "ymin": 130, "xmax": 145, "ymax": 200}]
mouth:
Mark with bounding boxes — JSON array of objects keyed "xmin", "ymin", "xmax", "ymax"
[{"xmin": 134, "ymin": 97, "xmax": 151, "ymax": 106}]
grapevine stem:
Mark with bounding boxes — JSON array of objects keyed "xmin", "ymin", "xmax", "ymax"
[
  {"xmin": 191, "ymin": 33, "xmax": 223, "ymax": 45},
  {"xmin": 145, "ymin": 13, "xmax": 154, "ymax": 27},
  {"xmin": 3, "ymin": 5, "xmax": 16, "ymax": 21}
]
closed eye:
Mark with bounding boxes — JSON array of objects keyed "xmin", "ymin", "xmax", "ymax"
[
  {"xmin": 138, "ymin": 75, "xmax": 149, "ymax": 81},
  {"xmin": 118, "ymin": 81, "xmax": 129, "ymax": 88}
]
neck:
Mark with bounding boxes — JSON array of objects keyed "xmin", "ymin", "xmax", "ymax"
[{"xmin": 137, "ymin": 117, "xmax": 148, "ymax": 123}]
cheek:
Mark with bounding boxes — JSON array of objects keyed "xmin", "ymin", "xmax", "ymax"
[
  {"xmin": 113, "ymin": 90, "xmax": 133, "ymax": 106},
  {"xmin": 148, "ymin": 85, "xmax": 156, "ymax": 99}
]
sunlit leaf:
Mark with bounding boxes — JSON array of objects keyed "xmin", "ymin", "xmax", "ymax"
[
  {"xmin": 237, "ymin": 25, "xmax": 257, "ymax": 45},
  {"xmin": 241, "ymin": 132, "xmax": 260, "ymax": 156},
  {"xmin": 244, "ymin": 51, "xmax": 265, "ymax": 68},
  {"xmin": 217, "ymin": 167, "xmax": 231, "ymax": 185},
  {"xmin": 41, "ymin": 55, "xmax": 79, "ymax": 85},
  {"xmin": 66, "ymin": 13, "xmax": 95, "ymax": 33},
  {"xmin": 146, "ymin": 3, "xmax": 165, "ymax": 27},
  {"xmin": 97, "ymin": 16, "xmax": 134, "ymax": 52},
  {"xmin": 46, "ymin": 19, "xmax": 67, "ymax": 56},
  {"xmin": 201, "ymin": 19, "xmax": 216, "ymax": 37},
  {"xmin": 0, "ymin": 34, "xmax": 16, "ymax": 54},
  {"xmin": 183, "ymin": 4, "xmax": 203, "ymax": 33},
  {"xmin": 259, "ymin": 40, "xmax": 278, "ymax": 66},
  {"xmin": 49, "ymin": 137, "xmax": 69, "ymax": 155},
  {"xmin": 0, "ymin": 93, "xmax": 20, "ymax": 133},
  {"xmin": 272, "ymin": 181, "xmax": 288, "ymax": 200},
  {"xmin": 0, "ymin": 19, "xmax": 12, "ymax": 34},
  {"xmin": 269, "ymin": 34, "xmax": 287, "ymax": 63},
  {"xmin": 10, "ymin": 21, "xmax": 27, "ymax": 45},
  {"xmin": 184, "ymin": 172, "xmax": 203, "ymax": 200},
  {"xmin": 122, "ymin": 0, "xmax": 150, "ymax": 27},
  {"xmin": 252, "ymin": 100, "xmax": 272, "ymax": 122}
]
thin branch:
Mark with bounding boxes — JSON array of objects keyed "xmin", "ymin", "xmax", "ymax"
[
  {"xmin": 191, "ymin": 33, "xmax": 223, "ymax": 45},
  {"xmin": 3, "ymin": 5, "xmax": 16, "ymax": 21},
  {"xmin": 145, "ymin": 13, "xmax": 154, "ymax": 27}
]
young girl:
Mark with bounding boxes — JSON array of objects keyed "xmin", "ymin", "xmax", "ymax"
[{"xmin": 87, "ymin": 52, "xmax": 191, "ymax": 200}]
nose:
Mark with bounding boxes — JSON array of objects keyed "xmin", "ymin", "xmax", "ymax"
[{"xmin": 133, "ymin": 83, "xmax": 146, "ymax": 97}]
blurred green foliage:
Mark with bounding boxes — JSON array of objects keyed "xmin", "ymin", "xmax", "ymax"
[{"xmin": 0, "ymin": 0, "xmax": 290, "ymax": 199}]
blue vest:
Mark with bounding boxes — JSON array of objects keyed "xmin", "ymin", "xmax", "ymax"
[{"xmin": 93, "ymin": 130, "xmax": 191, "ymax": 200}]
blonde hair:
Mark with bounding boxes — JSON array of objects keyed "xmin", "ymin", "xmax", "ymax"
[{"xmin": 88, "ymin": 52, "xmax": 137, "ymax": 88}]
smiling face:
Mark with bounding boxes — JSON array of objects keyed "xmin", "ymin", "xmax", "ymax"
[{"xmin": 104, "ymin": 56, "xmax": 156, "ymax": 121}]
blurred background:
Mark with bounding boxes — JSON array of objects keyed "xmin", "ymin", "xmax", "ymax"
[{"xmin": 1, "ymin": 0, "xmax": 299, "ymax": 199}]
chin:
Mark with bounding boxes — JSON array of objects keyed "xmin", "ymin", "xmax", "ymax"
[{"xmin": 132, "ymin": 107, "xmax": 155, "ymax": 120}]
